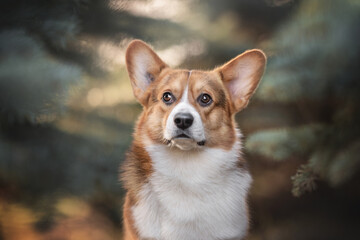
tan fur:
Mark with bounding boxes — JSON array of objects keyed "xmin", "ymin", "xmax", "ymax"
[
  {"xmin": 188, "ymin": 71, "xmax": 236, "ymax": 150},
  {"xmin": 121, "ymin": 40, "xmax": 266, "ymax": 240}
]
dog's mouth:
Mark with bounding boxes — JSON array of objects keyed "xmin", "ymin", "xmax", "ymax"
[
  {"xmin": 174, "ymin": 133, "xmax": 190, "ymax": 139},
  {"xmin": 165, "ymin": 134, "xmax": 206, "ymax": 148}
]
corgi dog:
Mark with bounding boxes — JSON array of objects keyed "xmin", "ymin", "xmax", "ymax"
[{"xmin": 121, "ymin": 40, "xmax": 266, "ymax": 240}]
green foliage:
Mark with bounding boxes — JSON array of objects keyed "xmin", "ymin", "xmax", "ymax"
[
  {"xmin": 327, "ymin": 141, "xmax": 360, "ymax": 186},
  {"xmin": 247, "ymin": 0, "xmax": 360, "ymax": 196},
  {"xmin": 309, "ymin": 139, "xmax": 360, "ymax": 187},
  {"xmin": 246, "ymin": 124, "xmax": 324, "ymax": 161},
  {"xmin": 291, "ymin": 164, "xmax": 317, "ymax": 197},
  {"xmin": 257, "ymin": 0, "xmax": 360, "ymax": 102},
  {"xmin": 0, "ymin": 30, "xmax": 82, "ymax": 122}
]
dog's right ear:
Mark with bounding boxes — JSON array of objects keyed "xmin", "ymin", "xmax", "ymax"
[{"xmin": 125, "ymin": 40, "xmax": 168, "ymax": 105}]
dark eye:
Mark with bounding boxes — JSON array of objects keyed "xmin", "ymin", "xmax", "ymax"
[
  {"xmin": 162, "ymin": 92, "xmax": 175, "ymax": 104},
  {"xmin": 198, "ymin": 93, "xmax": 212, "ymax": 106}
]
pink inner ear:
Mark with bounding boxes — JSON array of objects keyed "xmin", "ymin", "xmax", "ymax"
[
  {"xmin": 227, "ymin": 57, "xmax": 260, "ymax": 100},
  {"xmin": 126, "ymin": 40, "xmax": 167, "ymax": 99},
  {"xmin": 132, "ymin": 53, "xmax": 154, "ymax": 91}
]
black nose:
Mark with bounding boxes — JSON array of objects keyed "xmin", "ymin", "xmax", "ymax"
[{"xmin": 174, "ymin": 113, "xmax": 194, "ymax": 130}]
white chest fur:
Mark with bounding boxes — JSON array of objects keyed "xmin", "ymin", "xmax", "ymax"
[{"xmin": 132, "ymin": 140, "xmax": 252, "ymax": 240}]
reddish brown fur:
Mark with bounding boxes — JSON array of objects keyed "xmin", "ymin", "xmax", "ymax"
[
  {"xmin": 121, "ymin": 40, "xmax": 266, "ymax": 240},
  {"xmin": 188, "ymin": 71, "xmax": 236, "ymax": 150}
]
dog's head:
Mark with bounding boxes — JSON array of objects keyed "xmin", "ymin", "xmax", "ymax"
[{"xmin": 126, "ymin": 40, "xmax": 266, "ymax": 151}]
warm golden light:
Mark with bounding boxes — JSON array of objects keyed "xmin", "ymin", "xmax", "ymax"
[{"xmin": 87, "ymin": 88, "xmax": 104, "ymax": 107}]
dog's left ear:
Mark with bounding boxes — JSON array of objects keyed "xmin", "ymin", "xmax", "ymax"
[
  {"xmin": 216, "ymin": 49, "xmax": 266, "ymax": 112},
  {"xmin": 125, "ymin": 40, "xmax": 168, "ymax": 105}
]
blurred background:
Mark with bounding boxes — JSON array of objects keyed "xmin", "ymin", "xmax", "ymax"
[{"xmin": 0, "ymin": 0, "xmax": 359, "ymax": 239}]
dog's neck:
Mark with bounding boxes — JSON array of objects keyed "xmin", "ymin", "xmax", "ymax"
[{"xmin": 132, "ymin": 131, "xmax": 252, "ymax": 240}]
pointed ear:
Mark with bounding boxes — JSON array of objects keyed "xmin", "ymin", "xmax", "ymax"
[
  {"xmin": 216, "ymin": 49, "xmax": 266, "ymax": 112},
  {"xmin": 125, "ymin": 40, "xmax": 168, "ymax": 104}
]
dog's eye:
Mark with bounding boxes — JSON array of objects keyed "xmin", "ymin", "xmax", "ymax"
[
  {"xmin": 162, "ymin": 92, "xmax": 175, "ymax": 104},
  {"xmin": 198, "ymin": 93, "xmax": 212, "ymax": 106}
]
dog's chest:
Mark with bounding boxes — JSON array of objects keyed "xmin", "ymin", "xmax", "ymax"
[{"xmin": 132, "ymin": 144, "xmax": 252, "ymax": 240}]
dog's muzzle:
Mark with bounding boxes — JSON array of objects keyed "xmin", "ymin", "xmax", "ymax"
[{"xmin": 167, "ymin": 112, "xmax": 206, "ymax": 150}]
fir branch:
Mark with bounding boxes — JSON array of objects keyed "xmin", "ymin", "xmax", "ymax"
[
  {"xmin": 291, "ymin": 164, "xmax": 318, "ymax": 197},
  {"xmin": 328, "ymin": 141, "xmax": 360, "ymax": 186},
  {"xmin": 246, "ymin": 124, "xmax": 324, "ymax": 161}
]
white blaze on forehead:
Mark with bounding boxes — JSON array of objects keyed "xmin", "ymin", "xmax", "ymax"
[
  {"xmin": 164, "ymin": 71, "xmax": 205, "ymax": 146},
  {"xmin": 181, "ymin": 70, "xmax": 191, "ymax": 103}
]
